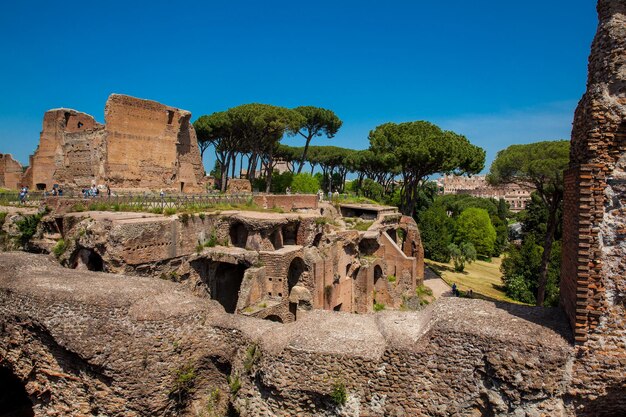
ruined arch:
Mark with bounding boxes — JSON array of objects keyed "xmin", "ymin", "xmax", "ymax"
[
  {"xmin": 287, "ymin": 257, "xmax": 306, "ymax": 293},
  {"xmin": 72, "ymin": 248, "xmax": 104, "ymax": 272},
  {"xmin": 282, "ymin": 222, "xmax": 299, "ymax": 245},
  {"xmin": 213, "ymin": 263, "xmax": 246, "ymax": 313},
  {"xmin": 264, "ymin": 315, "xmax": 283, "ymax": 323},
  {"xmin": 0, "ymin": 367, "xmax": 34, "ymax": 417},
  {"xmin": 373, "ymin": 265, "xmax": 383, "ymax": 285},
  {"xmin": 229, "ymin": 222, "xmax": 248, "ymax": 248}
]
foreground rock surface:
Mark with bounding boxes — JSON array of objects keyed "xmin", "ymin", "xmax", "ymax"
[{"xmin": 0, "ymin": 252, "xmax": 599, "ymax": 417}]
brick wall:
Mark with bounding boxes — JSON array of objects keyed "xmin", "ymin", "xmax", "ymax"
[{"xmin": 253, "ymin": 194, "xmax": 318, "ymax": 211}]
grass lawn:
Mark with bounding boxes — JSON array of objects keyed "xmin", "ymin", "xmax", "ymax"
[{"xmin": 425, "ymin": 257, "xmax": 527, "ymax": 304}]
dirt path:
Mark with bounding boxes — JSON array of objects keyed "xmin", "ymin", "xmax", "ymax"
[{"xmin": 424, "ymin": 266, "xmax": 451, "ymax": 299}]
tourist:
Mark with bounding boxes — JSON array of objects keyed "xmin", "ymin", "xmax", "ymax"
[
  {"xmin": 468, "ymin": 289, "xmax": 473, "ymax": 298},
  {"xmin": 106, "ymin": 185, "xmax": 111, "ymax": 197},
  {"xmin": 286, "ymin": 187, "xmax": 291, "ymax": 195},
  {"xmin": 451, "ymin": 283, "xmax": 457, "ymax": 297},
  {"xmin": 317, "ymin": 189, "xmax": 323, "ymax": 202},
  {"xmin": 160, "ymin": 189, "xmax": 165, "ymax": 198}
]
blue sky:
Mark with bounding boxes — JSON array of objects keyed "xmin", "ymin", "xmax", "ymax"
[{"xmin": 0, "ymin": 0, "xmax": 597, "ymax": 174}]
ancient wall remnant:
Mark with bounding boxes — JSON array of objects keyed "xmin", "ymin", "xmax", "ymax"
[
  {"xmin": 0, "ymin": 154, "xmax": 23, "ymax": 190},
  {"xmin": 20, "ymin": 94, "xmax": 205, "ymax": 192},
  {"xmin": 561, "ymin": 0, "xmax": 626, "ymax": 414}
]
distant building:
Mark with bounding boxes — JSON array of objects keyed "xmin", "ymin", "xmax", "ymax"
[{"xmin": 438, "ymin": 174, "xmax": 533, "ymax": 212}]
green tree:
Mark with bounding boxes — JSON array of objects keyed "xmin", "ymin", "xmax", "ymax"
[
  {"xmin": 290, "ymin": 173, "xmax": 320, "ymax": 194},
  {"xmin": 488, "ymin": 140, "xmax": 569, "ymax": 306},
  {"xmin": 501, "ymin": 235, "xmax": 543, "ymax": 304},
  {"xmin": 454, "ymin": 208, "xmax": 496, "ymax": 258},
  {"xmin": 369, "ymin": 121, "xmax": 485, "ymax": 216},
  {"xmin": 293, "ymin": 107, "xmax": 342, "ymax": 174},
  {"xmin": 447, "ymin": 242, "xmax": 477, "ymax": 272},
  {"xmin": 417, "ymin": 204, "xmax": 453, "ymax": 262}
]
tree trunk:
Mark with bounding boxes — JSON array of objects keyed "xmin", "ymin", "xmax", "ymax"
[
  {"xmin": 536, "ymin": 196, "xmax": 560, "ymax": 306},
  {"xmin": 265, "ymin": 152, "xmax": 274, "ymax": 193},
  {"xmin": 221, "ymin": 153, "xmax": 232, "ymax": 193},
  {"xmin": 297, "ymin": 133, "xmax": 314, "ymax": 174}
]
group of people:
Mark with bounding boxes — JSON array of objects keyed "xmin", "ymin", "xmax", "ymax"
[{"xmin": 81, "ymin": 184, "xmax": 112, "ymax": 198}]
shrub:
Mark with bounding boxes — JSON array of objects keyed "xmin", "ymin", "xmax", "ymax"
[
  {"xmin": 52, "ymin": 239, "xmax": 67, "ymax": 258},
  {"xmin": 0, "ymin": 212, "xmax": 8, "ymax": 228},
  {"xmin": 373, "ymin": 302, "xmax": 385, "ymax": 312},
  {"xmin": 164, "ymin": 207, "xmax": 177, "ymax": 216},
  {"xmin": 205, "ymin": 229, "xmax": 218, "ymax": 248},
  {"xmin": 352, "ymin": 220, "xmax": 373, "ymax": 231},
  {"xmin": 243, "ymin": 343, "xmax": 261, "ymax": 373},
  {"xmin": 170, "ymin": 363, "xmax": 196, "ymax": 406},
  {"xmin": 290, "ymin": 173, "xmax": 320, "ymax": 194},
  {"xmin": 71, "ymin": 203, "xmax": 86, "ymax": 212},
  {"xmin": 16, "ymin": 213, "xmax": 43, "ymax": 244},
  {"xmin": 180, "ymin": 213, "xmax": 190, "ymax": 225},
  {"xmin": 227, "ymin": 374, "xmax": 241, "ymax": 396},
  {"xmin": 196, "ymin": 243, "xmax": 204, "ymax": 253},
  {"xmin": 330, "ymin": 380, "xmax": 347, "ymax": 406},
  {"xmin": 387, "ymin": 275, "xmax": 396, "ymax": 283}
]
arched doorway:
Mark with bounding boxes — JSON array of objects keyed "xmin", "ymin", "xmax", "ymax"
[
  {"xmin": 73, "ymin": 249, "xmax": 104, "ymax": 271},
  {"xmin": 229, "ymin": 222, "xmax": 248, "ymax": 248},
  {"xmin": 0, "ymin": 367, "xmax": 34, "ymax": 417},
  {"xmin": 213, "ymin": 263, "xmax": 246, "ymax": 313},
  {"xmin": 264, "ymin": 315, "xmax": 283, "ymax": 323},
  {"xmin": 373, "ymin": 265, "xmax": 383, "ymax": 285},
  {"xmin": 287, "ymin": 257, "xmax": 305, "ymax": 292}
]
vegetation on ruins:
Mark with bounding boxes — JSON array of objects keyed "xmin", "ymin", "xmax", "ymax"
[
  {"xmin": 488, "ymin": 140, "xmax": 569, "ymax": 306},
  {"xmin": 330, "ymin": 380, "xmax": 348, "ymax": 406},
  {"xmin": 170, "ymin": 363, "xmax": 197, "ymax": 407},
  {"xmin": 52, "ymin": 239, "xmax": 67, "ymax": 258},
  {"xmin": 243, "ymin": 343, "xmax": 262, "ymax": 373},
  {"xmin": 15, "ymin": 213, "xmax": 43, "ymax": 245},
  {"xmin": 373, "ymin": 302, "xmax": 385, "ymax": 312},
  {"xmin": 227, "ymin": 373, "xmax": 241, "ymax": 396}
]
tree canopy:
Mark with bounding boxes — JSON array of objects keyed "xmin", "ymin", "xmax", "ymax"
[
  {"xmin": 369, "ymin": 121, "xmax": 485, "ymax": 215},
  {"xmin": 454, "ymin": 207, "xmax": 497, "ymax": 257},
  {"xmin": 488, "ymin": 140, "xmax": 569, "ymax": 306},
  {"xmin": 293, "ymin": 106, "xmax": 342, "ymax": 174}
]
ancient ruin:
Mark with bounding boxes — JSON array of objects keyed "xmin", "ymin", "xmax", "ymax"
[
  {"xmin": 0, "ymin": 153, "xmax": 23, "ymax": 190},
  {"xmin": 15, "ymin": 94, "xmax": 206, "ymax": 193},
  {"xmin": 1, "ymin": 1, "xmax": 625, "ymax": 416},
  {"xmin": 439, "ymin": 174, "xmax": 533, "ymax": 212},
  {"xmin": 560, "ymin": 0, "xmax": 626, "ymax": 413}
]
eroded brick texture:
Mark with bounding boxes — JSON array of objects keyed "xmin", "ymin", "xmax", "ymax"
[
  {"xmin": 561, "ymin": 0, "xmax": 626, "ymax": 414},
  {"xmin": 21, "ymin": 94, "xmax": 205, "ymax": 193}
]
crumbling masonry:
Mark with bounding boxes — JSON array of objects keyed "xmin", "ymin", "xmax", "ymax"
[
  {"xmin": 560, "ymin": 0, "xmax": 626, "ymax": 414},
  {"xmin": 17, "ymin": 94, "xmax": 206, "ymax": 193}
]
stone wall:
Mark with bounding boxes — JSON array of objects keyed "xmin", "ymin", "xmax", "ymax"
[
  {"xmin": 21, "ymin": 94, "xmax": 205, "ymax": 192},
  {"xmin": 0, "ymin": 153, "xmax": 23, "ymax": 190},
  {"xmin": 0, "ymin": 253, "xmax": 578, "ymax": 417},
  {"xmin": 560, "ymin": 0, "xmax": 626, "ymax": 414},
  {"xmin": 253, "ymin": 194, "xmax": 318, "ymax": 211}
]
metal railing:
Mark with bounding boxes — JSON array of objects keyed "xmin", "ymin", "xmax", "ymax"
[{"xmin": 0, "ymin": 192, "xmax": 254, "ymax": 211}]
